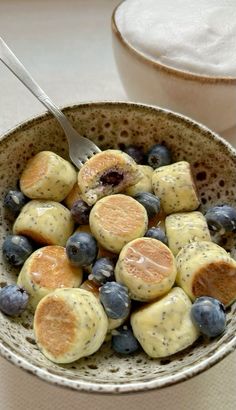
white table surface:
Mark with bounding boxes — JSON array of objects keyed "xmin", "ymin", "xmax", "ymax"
[{"xmin": 0, "ymin": 1, "xmax": 235, "ymax": 409}]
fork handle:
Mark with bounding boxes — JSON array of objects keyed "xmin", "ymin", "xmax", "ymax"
[{"xmin": 0, "ymin": 37, "xmax": 76, "ymax": 135}]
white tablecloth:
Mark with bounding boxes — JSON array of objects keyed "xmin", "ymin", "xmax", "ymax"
[{"xmin": 0, "ymin": 1, "xmax": 235, "ymax": 409}]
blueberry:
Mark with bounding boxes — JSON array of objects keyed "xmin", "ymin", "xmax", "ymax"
[
  {"xmin": 4, "ymin": 190, "xmax": 27, "ymax": 213},
  {"xmin": 145, "ymin": 227, "xmax": 168, "ymax": 245},
  {"xmin": 134, "ymin": 192, "xmax": 161, "ymax": 218},
  {"xmin": 123, "ymin": 145, "xmax": 145, "ymax": 164},
  {"xmin": 112, "ymin": 326, "xmax": 139, "ymax": 354},
  {"xmin": 0, "ymin": 285, "xmax": 29, "ymax": 316},
  {"xmin": 147, "ymin": 144, "xmax": 171, "ymax": 169},
  {"xmin": 70, "ymin": 200, "xmax": 92, "ymax": 225},
  {"xmin": 2, "ymin": 235, "xmax": 34, "ymax": 266},
  {"xmin": 66, "ymin": 232, "xmax": 98, "ymax": 267},
  {"xmin": 205, "ymin": 205, "xmax": 236, "ymax": 234},
  {"xmin": 100, "ymin": 171, "xmax": 124, "ymax": 187},
  {"xmin": 99, "ymin": 282, "xmax": 131, "ymax": 319},
  {"xmin": 191, "ymin": 296, "xmax": 226, "ymax": 338},
  {"xmin": 90, "ymin": 257, "xmax": 115, "ymax": 285}
]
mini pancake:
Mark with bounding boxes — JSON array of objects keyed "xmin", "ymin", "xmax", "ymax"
[
  {"xmin": 152, "ymin": 161, "xmax": 200, "ymax": 214},
  {"xmin": 115, "ymin": 237, "xmax": 177, "ymax": 301},
  {"xmin": 176, "ymin": 241, "xmax": 236, "ymax": 306},
  {"xmin": 78, "ymin": 149, "xmax": 142, "ymax": 205},
  {"xmin": 64, "ymin": 183, "xmax": 83, "ymax": 209},
  {"xmin": 13, "ymin": 200, "xmax": 74, "ymax": 246},
  {"xmin": 17, "ymin": 246, "xmax": 83, "ymax": 310},
  {"xmin": 20, "ymin": 151, "xmax": 77, "ymax": 202},
  {"xmin": 34, "ymin": 288, "xmax": 108, "ymax": 364},
  {"xmin": 89, "ymin": 194, "xmax": 148, "ymax": 253},
  {"xmin": 131, "ymin": 287, "xmax": 199, "ymax": 358},
  {"xmin": 124, "ymin": 165, "xmax": 153, "ymax": 196},
  {"xmin": 165, "ymin": 211, "xmax": 211, "ymax": 256}
]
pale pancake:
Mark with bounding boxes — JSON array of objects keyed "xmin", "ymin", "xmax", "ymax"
[
  {"xmin": 124, "ymin": 165, "xmax": 153, "ymax": 196},
  {"xmin": 152, "ymin": 161, "xmax": 200, "ymax": 214},
  {"xmin": 131, "ymin": 287, "xmax": 199, "ymax": 358},
  {"xmin": 13, "ymin": 200, "xmax": 74, "ymax": 246},
  {"xmin": 20, "ymin": 151, "xmax": 77, "ymax": 202}
]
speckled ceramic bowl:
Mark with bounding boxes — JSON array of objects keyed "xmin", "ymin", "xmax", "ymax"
[{"xmin": 0, "ymin": 102, "xmax": 236, "ymax": 394}]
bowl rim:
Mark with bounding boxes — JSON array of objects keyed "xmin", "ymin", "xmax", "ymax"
[
  {"xmin": 1, "ymin": 100, "xmax": 236, "ymax": 394},
  {"xmin": 112, "ymin": 1, "xmax": 236, "ymax": 85}
]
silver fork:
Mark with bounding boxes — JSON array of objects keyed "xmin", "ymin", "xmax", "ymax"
[{"xmin": 0, "ymin": 37, "xmax": 101, "ymax": 169}]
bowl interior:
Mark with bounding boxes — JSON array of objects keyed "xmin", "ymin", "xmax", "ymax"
[{"xmin": 0, "ymin": 102, "xmax": 236, "ymax": 393}]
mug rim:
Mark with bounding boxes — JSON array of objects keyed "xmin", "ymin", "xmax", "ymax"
[{"xmin": 112, "ymin": 1, "xmax": 236, "ymax": 85}]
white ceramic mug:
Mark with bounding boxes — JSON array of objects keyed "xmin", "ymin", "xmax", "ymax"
[{"xmin": 112, "ymin": 3, "xmax": 236, "ymax": 134}]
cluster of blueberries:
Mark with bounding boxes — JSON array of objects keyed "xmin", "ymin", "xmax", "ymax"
[{"xmin": 1, "ymin": 143, "xmax": 236, "ymax": 354}]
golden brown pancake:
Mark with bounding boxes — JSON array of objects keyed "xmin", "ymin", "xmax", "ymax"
[
  {"xmin": 21, "ymin": 153, "xmax": 48, "ymax": 190},
  {"xmin": 17, "ymin": 246, "xmax": 83, "ymax": 309},
  {"xmin": 34, "ymin": 295, "xmax": 77, "ymax": 358},
  {"xmin": 89, "ymin": 194, "xmax": 148, "ymax": 253},
  {"xmin": 33, "ymin": 288, "xmax": 108, "ymax": 363},
  {"xmin": 115, "ymin": 237, "xmax": 176, "ymax": 301},
  {"xmin": 78, "ymin": 150, "xmax": 141, "ymax": 205}
]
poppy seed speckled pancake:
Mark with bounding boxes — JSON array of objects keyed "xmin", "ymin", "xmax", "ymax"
[
  {"xmin": 115, "ymin": 237, "xmax": 176, "ymax": 301},
  {"xmin": 34, "ymin": 288, "xmax": 108, "ymax": 364},
  {"xmin": 20, "ymin": 151, "xmax": 77, "ymax": 202},
  {"xmin": 89, "ymin": 194, "xmax": 148, "ymax": 253},
  {"xmin": 17, "ymin": 246, "xmax": 83, "ymax": 310},
  {"xmin": 78, "ymin": 149, "xmax": 142, "ymax": 205}
]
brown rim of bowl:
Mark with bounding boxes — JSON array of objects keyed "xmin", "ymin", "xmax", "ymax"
[
  {"xmin": 1, "ymin": 101, "xmax": 236, "ymax": 394},
  {"xmin": 112, "ymin": 1, "xmax": 236, "ymax": 85}
]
